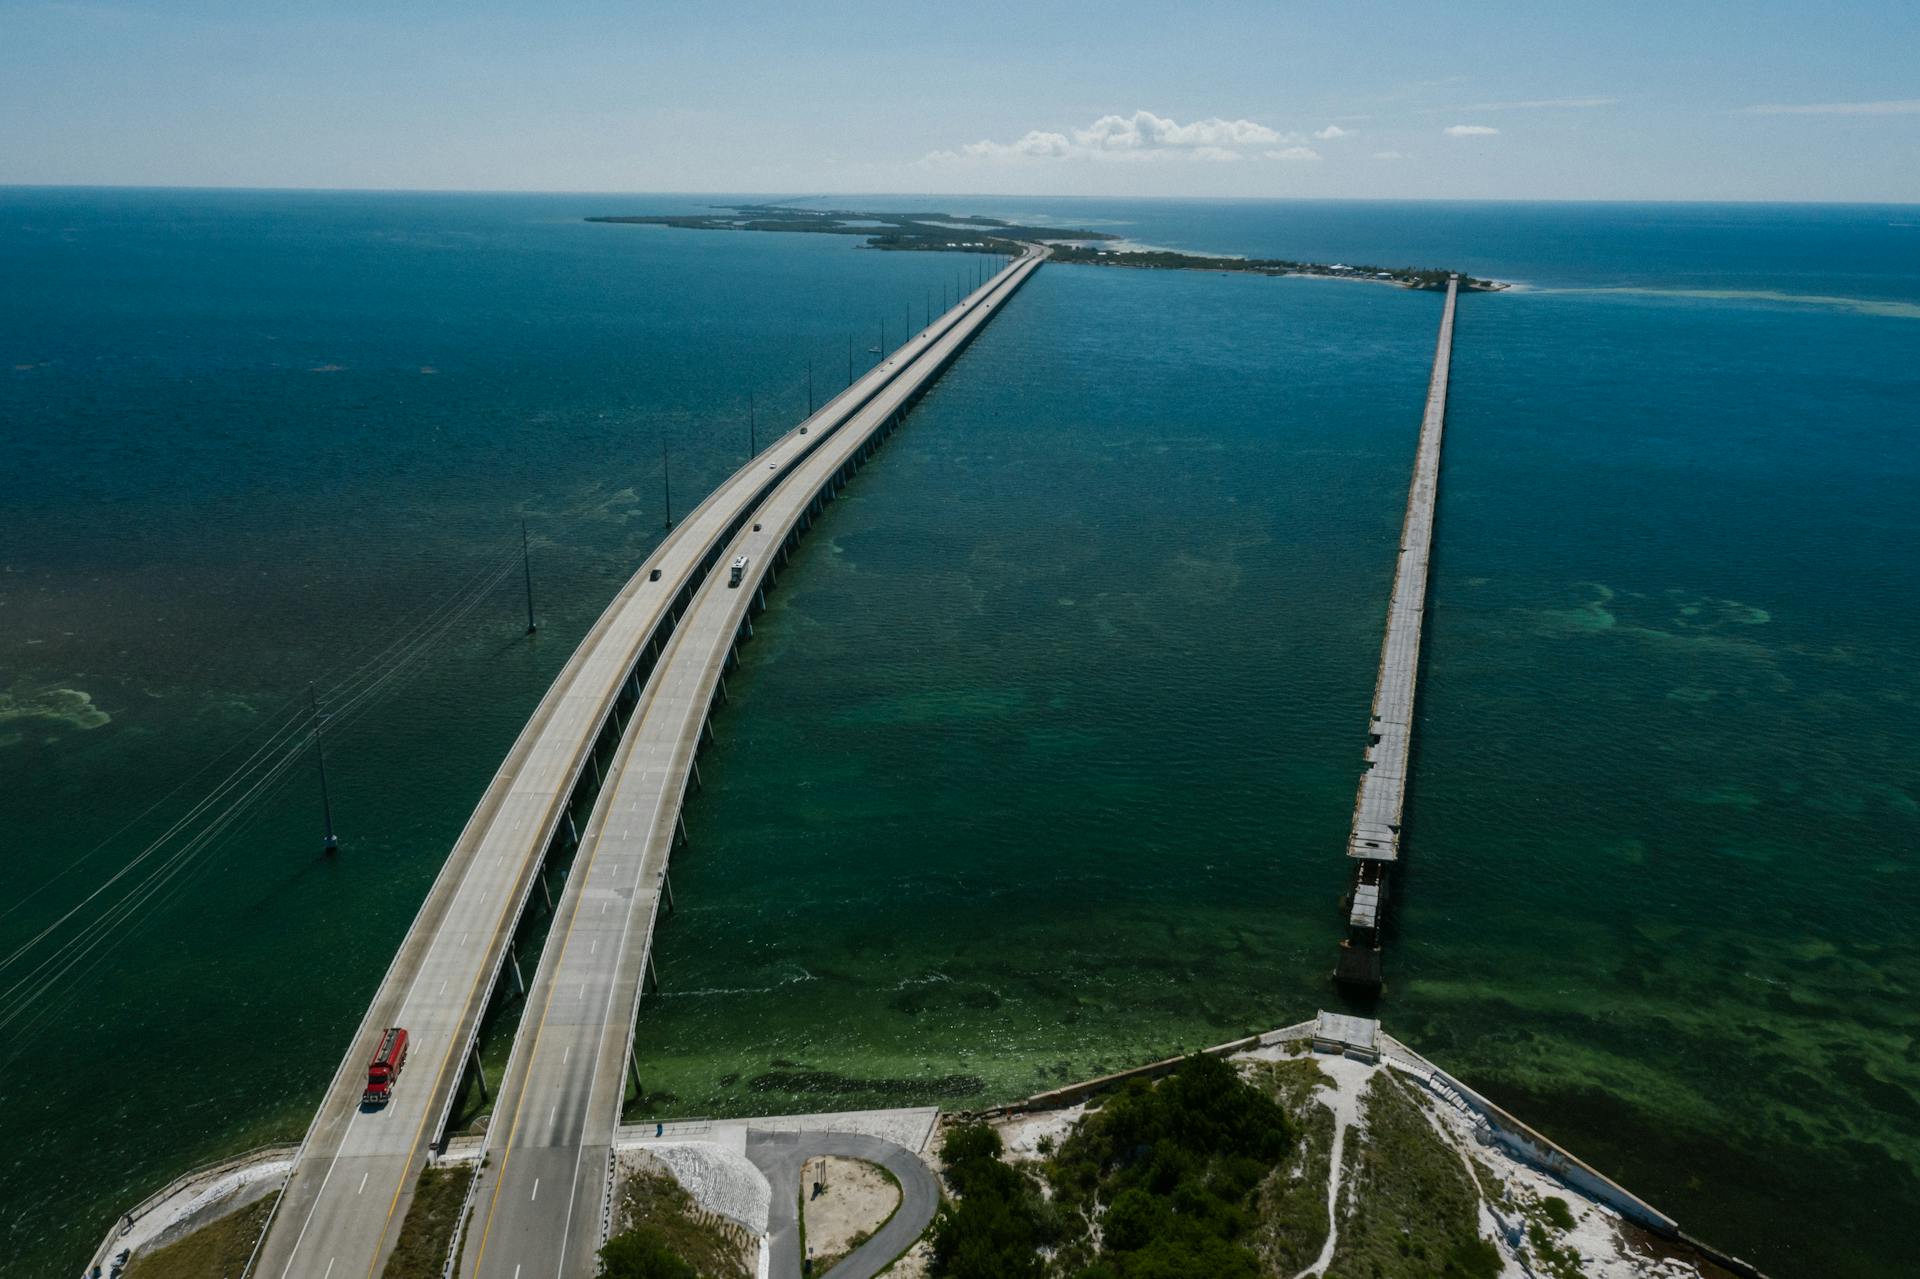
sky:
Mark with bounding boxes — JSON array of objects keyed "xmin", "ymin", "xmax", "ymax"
[{"xmin": 2, "ymin": 0, "xmax": 1917, "ymax": 201}]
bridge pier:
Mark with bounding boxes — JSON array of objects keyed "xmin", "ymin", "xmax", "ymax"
[
  {"xmin": 249, "ymin": 249, "xmax": 1053, "ymax": 1279},
  {"xmin": 470, "ymin": 1044, "xmax": 491, "ymax": 1103}
]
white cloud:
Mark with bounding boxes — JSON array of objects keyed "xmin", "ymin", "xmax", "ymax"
[
  {"xmin": 1371, "ymin": 150, "xmax": 1408, "ymax": 161},
  {"xmin": 1265, "ymin": 146, "xmax": 1322, "ymax": 161},
  {"xmin": 1740, "ymin": 99, "xmax": 1920, "ymax": 115},
  {"xmin": 952, "ymin": 131, "xmax": 1072, "ymax": 161},
  {"xmin": 1444, "ymin": 124, "xmax": 1500, "ymax": 137},
  {"xmin": 1073, "ymin": 110, "xmax": 1284, "ymax": 150},
  {"xmin": 923, "ymin": 110, "xmax": 1294, "ymax": 167},
  {"xmin": 1313, "ymin": 125, "xmax": 1352, "ymax": 140}
]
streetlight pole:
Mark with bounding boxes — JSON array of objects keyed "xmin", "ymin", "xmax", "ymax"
[
  {"xmin": 310, "ymin": 685, "xmax": 338, "ymax": 855},
  {"xmin": 521, "ymin": 519, "xmax": 537, "ymax": 635},
  {"xmin": 661, "ymin": 440, "xmax": 673, "ymax": 529}
]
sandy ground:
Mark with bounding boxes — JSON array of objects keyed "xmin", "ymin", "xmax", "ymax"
[
  {"xmin": 799, "ymin": 1157, "xmax": 901, "ymax": 1269},
  {"xmin": 978, "ymin": 1042, "xmax": 1723, "ymax": 1279},
  {"xmin": 1254, "ymin": 1047, "xmax": 1713, "ymax": 1279},
  {"xmin": 993, "ymin": 1104, "xmax": 1084, "ymax": 1164}
]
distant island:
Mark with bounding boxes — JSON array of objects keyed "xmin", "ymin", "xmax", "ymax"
[{"xmin": 586, "ymin": 204, "xmax": 1502, "ymax": 291}]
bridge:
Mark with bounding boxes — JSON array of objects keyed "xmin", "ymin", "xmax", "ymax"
[
  {"xmin": 251, "ymin": 245, "xmax": 1046, "ymax": 1279},
  {"xmin": 1336, "ymin": 275, "xmax": 1458, "ymax": 990},
  {"xmin": 454, "ymin": 244, "xmax": 1047, "ymax": 1278}
]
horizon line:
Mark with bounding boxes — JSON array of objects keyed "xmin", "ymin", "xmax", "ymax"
[{"xmin": 2, "ymin": 182, "xmax": 1918, "ymax": 208}]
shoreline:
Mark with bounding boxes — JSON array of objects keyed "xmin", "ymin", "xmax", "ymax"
[
  {"xmin": 88, "ymin": 1016, "xmax": 1762, "ymax": 1279},
  {"xmin": 585, "ymin": 203, "xmax": 1499, "ymax": 292}
]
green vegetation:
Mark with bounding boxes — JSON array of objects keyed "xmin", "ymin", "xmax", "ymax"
[
  {"xmin": 1043, "ymin": 1053, "xmax": 1293, "ymax": 1279},
  {"xmin": 1247, "ymin": 1059, "xmax": 1337, "ymax": 1274},
  {"xmin": 586, "ymin": 205, "xmax": 1110, "ymax": 257},
  {"xmin": 1324, "ymin": 1073, "xmax": 1499, "ymax": 1279},
  {"xmin": 1516, "ymin": 1193, "xmax": 1589, "ymax": 1279},
  {"xmin": 123, "ymin": 1193, "xmax": 277, "ymax": 1279},
  {"xmin": 587, "ymin": 204, "xmax": 1492, "ymax": 291},
  {"xmin": 603, "ymin": 1166, "xmax": 752, "ymax": 1279},
  {"xmin": 1045, "ymin": 243, "xmax": 1497, "ymax": 291},
  {"xmin": 929, "ymin": 1122, "xmax": 1058, "ymax": 1279},
  {"xmin": 381, "ymin": 1163, "xmax": 474, "ymax": 1279},
  {"xmin": 601, "ymin": 1227, "xmax": 699, "ymax": 1279}
]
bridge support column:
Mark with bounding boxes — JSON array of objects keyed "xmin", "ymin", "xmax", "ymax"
[
  {"xmin": 590, "ymin": 750, "xmax": 602, "ymax": 787},
  {"xmin": 663, "ymin": 871, "xmax": 676, "ymax": 915},
  {"xmin": 646, "ymin": 951, "xmax": 661, "ymax": 993},
  {"xmin": 568, "ymin": 812, "xmax": 581, "ymax": 847},
  {"xmin": 627, "ymin": 1051, "xmax": 643, "ymax": 1098},
  {"xmin": 755, "ymin": 587, "xmax": 765, "ymax": 611},
  {"xmin": 539, "ymin": 870, "xmax": 554, "ymax": 913},
  {"xmin": 510, "ymin": 950, "xmax": 527, "ymax": 996},
  {"xmin": 718, "ymin": 675, "xmax": 729, "ymax": 705},
  {"xmin": 470, "ymin": 1044, "xmax": 491, "ymax": 1103},
  {"xmin": 692, "ymin": 758, "xmax": 703, "ymax": 792},
  {"xmin": 675, "ymin": 813, "xmax": 689, "ymax": 849}
]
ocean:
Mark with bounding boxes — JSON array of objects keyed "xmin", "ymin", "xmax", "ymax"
[{"xmin": 1, "ymin": 190, "xmax": 1915, "ymax": 1277}]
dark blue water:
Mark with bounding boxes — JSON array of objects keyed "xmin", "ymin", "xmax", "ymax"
[{"xmin": 3, "ymin": 191, "xmax": 1916, "ymax": 1277}]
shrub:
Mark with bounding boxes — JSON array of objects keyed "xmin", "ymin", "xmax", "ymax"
[
  {"xmin": 599, "ymin": 1225, "xmax": 698, "ymax": 1279},
  {"xmin": 931, "ymin": 1123, "xmax": 1054, "ymax": 1279}
]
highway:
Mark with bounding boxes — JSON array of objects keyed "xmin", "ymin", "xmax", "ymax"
[
  {"xmin": 458, "ymin": 246, "xmax": 1047, "ymax": 1279},
  {"xmin": 251, "ymin": 251, "xmax": 1037, "ymax": 1279}
]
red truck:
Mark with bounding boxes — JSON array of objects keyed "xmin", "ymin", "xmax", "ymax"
[{"xmin": 362, "ymin": 1027, "xmax": 409, "ymax": 1108}]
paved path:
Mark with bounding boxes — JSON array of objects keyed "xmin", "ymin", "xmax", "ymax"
[
  {"xmin": 456, "ymin": 247, "xmax": 1046, "ymax": 1279},
  {"xmin": 747, "ymin": 1132, "xmax": 941, "ymax": 1279},
  {"xmin": 251, "ymin": 256, "xmax": 1034, "ymax": 1279}
]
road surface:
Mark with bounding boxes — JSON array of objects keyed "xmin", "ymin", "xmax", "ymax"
[
  {"xmin": 251, "ymin": 256, "xmax": 1031, "ymax": 1279},
  {"xmin": 748, "ymin": 1132, "xmax": 942, "ymax": 1279},
  {"xmin": 457, "ymin": 247, "xmax": 1046, "ymax": 1279}
]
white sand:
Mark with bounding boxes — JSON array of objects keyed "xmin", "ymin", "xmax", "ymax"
[{"xmin": 800, "ymin": 1157, "xmax": 901, "ymax": 1266}]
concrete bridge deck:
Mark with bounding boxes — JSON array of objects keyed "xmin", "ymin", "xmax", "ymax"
[
  {"xmin": 457, "ymin": 247, "xmax": 1047, "ymax": 1279},
  {"xmin": 1337, "ymin": 275, "xmax": 1458, "ymax": 989},
  {"xmin": 251, "ymin": 252, "xmax": 1038, "ymax": 1279}
]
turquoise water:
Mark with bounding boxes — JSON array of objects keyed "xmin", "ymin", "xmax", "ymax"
[{"xmin": 3, "ymin": 193, "xmax": 1916, "ymax": 1277}]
